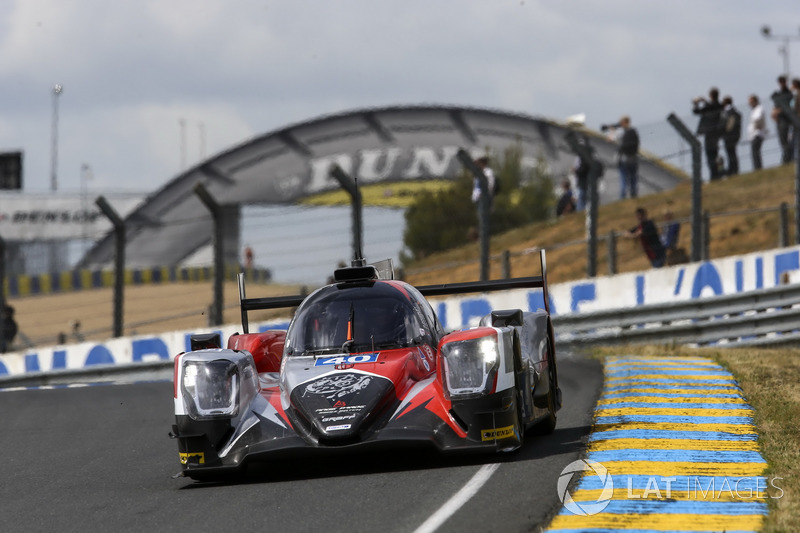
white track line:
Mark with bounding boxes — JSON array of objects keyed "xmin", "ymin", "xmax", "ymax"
[{"xmin": 413, "ymin": 463, "xmax": 501, "ymax": 533}]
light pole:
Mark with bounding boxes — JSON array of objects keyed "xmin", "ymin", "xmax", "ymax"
[
  {"xmin": 50, "ymin": 84, "xmax": 63, "ymax": 192},
  {"xmin": 761, "ymin": 25, "xmax": 800, "ymax": 77}
]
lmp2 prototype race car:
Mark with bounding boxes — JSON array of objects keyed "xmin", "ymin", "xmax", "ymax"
[{"xmin": 171, "ymin": 251, "xmax": 560, "ymax": 480}]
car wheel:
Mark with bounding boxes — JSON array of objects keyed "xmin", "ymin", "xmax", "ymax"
[{"xmin": 533, "ymin": 337, "xmax": 557, "ymax": 435}]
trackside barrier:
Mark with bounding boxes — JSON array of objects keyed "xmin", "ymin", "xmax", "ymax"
[
  {"xmin": 4, "ymin": 244, "xmax": 800, "ymax": 384},
  {"xmin": 553, "ymin": 282, "xmax": 800, "ymax": 348}
]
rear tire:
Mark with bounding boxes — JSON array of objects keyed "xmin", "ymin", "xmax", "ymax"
[{"xmin": 533, "ymin": 337, "xmax": 557, "ymax": 435}]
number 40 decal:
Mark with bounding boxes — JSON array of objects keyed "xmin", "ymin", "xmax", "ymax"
[{"xmin": 314, "ymin": 353, "xmax": 379, "ymax": 367}]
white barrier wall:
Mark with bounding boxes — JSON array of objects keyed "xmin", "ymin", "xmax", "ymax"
[{"xmin": 2, "ymin": 244, "xmax": 798, "ymax": 377}]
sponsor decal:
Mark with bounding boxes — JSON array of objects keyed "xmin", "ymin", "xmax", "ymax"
[
  {"xmin": 481, "ymin": 424, "xmax": 516, "ymax": 441},
  {"xmin": 315, "ymin": 404, "xmax": 366, "ymax": 415},
  {"xmin": 326, "ymin": 424, "xmax": 352, "ymax": 432},
  {"xmin": 303, "ymin": 373, "xmax": 373, "ymax": 400},
  {"xmin": 179, "ymin": 452, "xmax": 205, "ymax": 465},
  {"xmin": 321, "ymin": 414, "xmax": 358, "ymax": 423},
  {"xmin": 314, "ymin": 353, "xmax": 379, "ymax": 367},
  {"xmin": 417, "ymin": 348, "xmax": 431, "ymax": 371}
]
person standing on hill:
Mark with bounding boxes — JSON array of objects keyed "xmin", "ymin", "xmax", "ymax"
[
  {"xmin": 771, "ymin": 75, "xmax": 794, "ymax": 164},
  {"xmin": 692, "ymin": 87, "xmax": 724, "ymax": 180},
  {"xmin": 720, "ymin": 96, "xmax": 742, "ymax": 175},
  {"xmin": 627, "ymin": 207, "xmax": 666, "ymax": 268},
  {"xmin": 609, "ymin": 115, "xmax": 640, "ymax": 199},
  {"xmin": 471, "ymin": 155, "xmax": 496, "ymax": 206},
  {"xmin": 747, "ymin": 94, "xmax": 767, "ymax": 170}
]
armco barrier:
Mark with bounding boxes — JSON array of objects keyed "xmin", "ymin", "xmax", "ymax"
[{"xmin": 554, "ymin": 283, "xmax": 800, "ymax": 348}]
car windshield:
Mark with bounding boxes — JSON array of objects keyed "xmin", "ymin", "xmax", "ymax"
[{"xmin": 285, "ymin": 284, "xmax": 422, "ymax": 356}]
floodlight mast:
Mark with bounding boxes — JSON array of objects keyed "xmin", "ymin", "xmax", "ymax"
[
  {"xmin": 50, "ymin": 84, "xmax": 63, "ymax": 192},
  {"xmin": 761, "ymin": 25, "xmax": 800, "ymax": 78}
]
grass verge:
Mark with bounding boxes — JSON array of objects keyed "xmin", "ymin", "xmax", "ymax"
[{"xmin": 592, "ymin": 345, "xmax": 800, "ymax": 532}]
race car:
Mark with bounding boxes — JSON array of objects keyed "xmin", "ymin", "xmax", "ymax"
[{"xmin": 171, "ymin": 250, "xmax": 560, "ymax": 480}]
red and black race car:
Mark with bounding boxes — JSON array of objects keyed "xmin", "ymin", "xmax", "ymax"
[{"xmin": 171, "ymin": 251, "xmax": 560, "ymax": 480}]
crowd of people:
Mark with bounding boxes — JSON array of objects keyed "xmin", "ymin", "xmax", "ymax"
[
  {"xmin": 551, "ymin": 73, "xmax": 800, "ymax": 268},
  {"xmin": 692, "ymin": 75, "xmax": 800, "ymax": 179}
]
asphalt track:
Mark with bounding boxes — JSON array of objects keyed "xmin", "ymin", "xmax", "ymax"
[{"xmin": 0, "ymin": 352, "xmax": 602, "ymax": 533}]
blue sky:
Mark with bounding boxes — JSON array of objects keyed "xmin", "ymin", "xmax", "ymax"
[{"xmin": 1, "ymin": 0, "xmax": 798, "ymax": 196}]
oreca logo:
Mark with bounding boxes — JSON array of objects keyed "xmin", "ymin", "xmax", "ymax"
[{"xmin": 556, "ymin": 459, "xmax": 614, "ymax": 516}]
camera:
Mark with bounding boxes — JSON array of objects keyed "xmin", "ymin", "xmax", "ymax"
[{"xmin": 600, "ymin": 123, "xmax": 621, "ymax": 132}]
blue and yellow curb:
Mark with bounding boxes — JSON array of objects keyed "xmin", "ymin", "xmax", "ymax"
[{"xmin": 547, "ymin": 356, "xmax": 770, "ymax": 532}]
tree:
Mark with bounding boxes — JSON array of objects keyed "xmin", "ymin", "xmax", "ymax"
[{"xmin": 402, "ymin": 144, "xmax": 555, "ymax": 261}]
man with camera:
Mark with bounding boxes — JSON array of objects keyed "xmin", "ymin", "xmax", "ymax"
[
  {"xmin": 692, "ymin": 87, "xmax": 724, "ymax": 180},
  {"xmin": 603, "ymin": 116, "xmax": 640, "ymax": 199}
]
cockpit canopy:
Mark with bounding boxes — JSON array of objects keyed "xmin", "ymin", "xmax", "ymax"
[{"xmin": 284, "ymin": 282, "xmax": 428, "ymax": 356}]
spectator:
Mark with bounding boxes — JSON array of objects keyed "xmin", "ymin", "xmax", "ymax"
[
  {"xmin": 692, "ymin": 87, "xmax": 724, "ymax": 180},
  {"xmin": 747, "ymin": 94, "xmax": 767, "ymax": 170},
  {"xmin": 243, "ymin": 245, "xmax": 254, "ymax": 268},
  {"xmin": 793, "ymin": 78, "xmax": 800, "ymax": 159},
  {"xmin": 771, "ymin": 75, "xmax": 794, "ymax": 163},
  {"xmin": 2, "ymin": 305, "xmax": 17, "ymax": 350},
  {"xmin": 627, "ymin": 207, "xmax": 666, "ymax": 268},
  {"xmin": 555, "ymin": 179, "xmax": 576, "ymax": 217},
  {"xmin": 571, "ymin": 133, "xmax": 596, "ymax": 211},
  {"xmin": 661, "ymin": 210, "xmax": 681, "ymax": 252},
  {"xmin": 471, "ymin": 155, "xmax": 496, "ymax": 205},
  {"xmin": 720, "ymin": 96, "xmax": 742, "ymax": 175},
  {"xmin": 610, "ymin": 115, "xmax": 640, "ymax": 199}
]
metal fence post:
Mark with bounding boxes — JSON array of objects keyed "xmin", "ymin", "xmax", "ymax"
[
  {"xmin": 501, "ymin": 250, "xmax": 511, "ymax": 279},
  {"xmin": 194, "ymin": 183, "xmax": 224, "ymax": 326},
  {"xmin": 667, "ymin": 113, "xmax": 703, "ymax": 262},
  {"xmin": 330, "ymin": 165, "xmax": 364, "ymax": 265},
  {"xmin": 779, "ymin": 202, "xmax": 789, "ymax": 247},
  {"xmin": 456, "ymin": 148, "xmax": 491, "ymax": 281},
  {"xmin": 607, "ymin": 232, "xmax": 617, "ymax": 275},
  {"xmin": 95, "ymin": 196, "xmax": 125, "ymax": 338},
  {"xmin": 772, "ymin": 95, "xmax": 800, "ymax": 245},
  {"xmin": 564, "ymin": 130, "xmax": 600, "ymax": 278}
]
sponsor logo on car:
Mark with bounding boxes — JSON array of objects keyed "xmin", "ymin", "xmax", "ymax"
[
  {"xmin": 480, "ymin": 424, "xmax": 515, "ymax": 441},
  {"xmin": 179, "ymin": 452, "xmax": 205, "ymax": 465},
  {"xmin": 321, "ymin": 414, "xmax": 358, "ymax": 423},
  {"xmin": 303, "ymin": 373, "xmax": 373, "ymax": 400},
  {"xmin": 326, "ymin": 424, "xmax": 352, "ymax": 431}
]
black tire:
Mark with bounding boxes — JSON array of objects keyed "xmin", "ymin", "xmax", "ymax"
[{"xmin": 533, "ymin": 337, "xmax": 557, "ymax": 435}]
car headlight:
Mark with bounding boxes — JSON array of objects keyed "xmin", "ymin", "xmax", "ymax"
[
  {"xmin": 182, "ymin": 360, "xmax": 240, "ymax": 420},
  {"xmin": 441, "ymin": 336, "xmax": 499, "ymax": 397}
]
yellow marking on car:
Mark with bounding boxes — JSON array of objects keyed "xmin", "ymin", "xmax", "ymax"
[{"xmin": 480, "ymin": 425, "xmax": 515, "ymax": 441}]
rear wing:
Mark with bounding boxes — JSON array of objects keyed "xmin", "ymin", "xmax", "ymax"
[{"xmin": 237, "ymin": 249, "xmax": 549, "ymax": 334}]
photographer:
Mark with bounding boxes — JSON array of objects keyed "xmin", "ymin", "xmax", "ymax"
[
  {"xmin": 692, "ymin": 87, "xmax": 724, "ymax": 180},
  {"xmin": 603, "ymin": 116, "xmax": 640, "ymax": 199}
]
